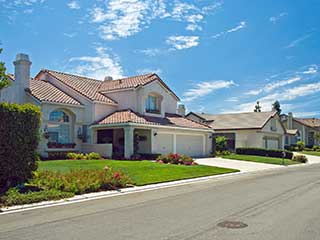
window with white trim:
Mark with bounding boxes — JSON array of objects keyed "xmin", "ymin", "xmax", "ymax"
[
  {"xmin": 146, "ymin": 94, "xmax": 161, "ymax": 114},
  {"xmin": 48, "ymin": 110, "xmax": 71, "ymax": 143}
]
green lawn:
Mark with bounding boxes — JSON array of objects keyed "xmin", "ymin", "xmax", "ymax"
[
  {"xmin": 38, "ymin": 160, "xmax": 239, "ymax": 186},
  {"xmin": 222, "ymin": 154, "xmax": 300, "ymax": 165},
  {"xmin": 302, "ymin": 151, "xmax": 320, "ymax": 157}
]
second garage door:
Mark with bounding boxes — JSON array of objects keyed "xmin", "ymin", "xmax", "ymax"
[{"xmin": 176, "ymin": 135, "xmax": 204, "ymax": 157}]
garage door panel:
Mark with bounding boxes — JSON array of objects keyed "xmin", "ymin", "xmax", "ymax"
[
  {"xmin": 155, "ymin": 133, "xmax": 173, "ymax": 154},
  {"xmin": 176, "ymin": 135, "xmax": 203, "ymax": 157},
  {"xmin": 266, "ymin": 139, "xmax": 279, "ymax": 149}
]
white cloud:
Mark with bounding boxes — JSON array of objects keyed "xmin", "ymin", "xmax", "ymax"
[
  {"xmin": 63, "ymin": 32, "xmax": 77, "ymax": 38},
  {"xmin": 211, "ymin": 21, "xmax": 247, "ymax": 39},
  {"xmin": 136, "ymin": 68, "xmax": 162, "ymax": 75},
  {"xmin": 89, "ymin": 0, "xmax": 220, "ymax": 40},
  {"xmin": 182, "ymin": 80, "xmax": 235, "ymax": 102},
  {"xmin": 227, "ymin": 21, "xmax": 246, "ymax": 33},
  {"xmin": 166, "ymin": 35, "xmax": 199, "ymax": 50},
  {"xmin": 69, "ymin": 47, "xmax": 124, "ymax": 80},
  {"xmin": 136, "ymin": 48, "xmax": 163, "ymax": 57},
  {"xmin": 294, "ymin": 111, "xmax": 320, "ymax": 117},
  {"xmin": 89, "ymin": 0, "xmax": 169, "ymax": 40},
  {"xmin": 302, "ymin": 67, "xmax": 318, "ymax": 74},
  {"xmin": 285, "ymin": 33, "xmax": 313, "ymax": 49},
  {"xmin": 67, "ymin": 1, "xmax": 80, "ymax": 10},
  {"xmin": 269, "ymin": 12, "xmax": 287, "ymax": 24},
  {"xmin": 225, "ymin": 97, "xmax": 239, "ymax": 102},
  {"xmin": 229, "ymin": 82, "xmax": 320, "ymax": 113}
]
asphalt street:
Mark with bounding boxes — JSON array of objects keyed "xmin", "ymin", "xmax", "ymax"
[{"xmin": 1, "ymin": 164, "xmax": 320, "ymax": 240}]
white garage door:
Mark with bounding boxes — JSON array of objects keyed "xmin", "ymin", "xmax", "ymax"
[
  {"xmin": 266, "ymin": 139, "xmax": 279, "ymax": 150},
  {"xmin": 155, "ymin": 133, "xmax": 173, "ymax": 154},
  {"xmin": 176, "ymin": 135, "xmax": 204, "ymax": 157}
]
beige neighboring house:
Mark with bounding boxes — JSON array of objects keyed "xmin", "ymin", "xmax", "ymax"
[
  {"xmin": 0, "ymin": 53, "xmax": 213, "ymax": 158},
  {"xmin": 186, "ymin": 111, "xmax": 286, "ymax": 150},
  {"xmin": 281, "ymin": 112, "xmax": 320, "ymax": 147}
]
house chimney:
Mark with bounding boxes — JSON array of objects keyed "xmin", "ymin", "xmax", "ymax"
[
  {"xmin": 288, "ymin": 112, "xmax": 293, "ymax": 129},
  {"xmin": 178, "ymin": 104, "xmax": 186, "ymax": 117},
  {"xmin": 104, "ymin": 76, "xmax": 113, "ymax": 81},
  {"xmin": 14, "ymin": 53, "xmax": 31, "ymax": 103}
]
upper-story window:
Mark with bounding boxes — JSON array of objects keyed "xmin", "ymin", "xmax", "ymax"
[
  {"xmin": 48, "ymin": 110, "xmax": 71, "ymax": 144},
  {"xmin": 146, "ymin": 94, "xmax": 161, "ymax": 114},
  {"xmin": 270, "ymin": 118, "xmax": 277, "ymax": 131}
]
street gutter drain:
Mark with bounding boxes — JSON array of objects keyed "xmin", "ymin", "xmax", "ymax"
[{"xmin": 217, "ymin": 221, "xmax": 248, "ymax": 229}]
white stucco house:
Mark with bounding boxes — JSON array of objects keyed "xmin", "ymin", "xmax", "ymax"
[
  {"xmin": 0, "ymin": 53, "xmax": 213, "ymax": 159},
  {"xmin": 186, "ymin": 111, "xmax": 287, "ymax": 150}
]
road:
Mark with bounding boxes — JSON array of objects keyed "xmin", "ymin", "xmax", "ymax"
[{"xmin": 1, "ymin": 164, "xmax": 320, "ymax": 240}]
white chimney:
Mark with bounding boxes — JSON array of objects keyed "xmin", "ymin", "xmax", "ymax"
[
  {"xmin": 104, "ymin": 76, "xmax": 113, "ymax": 81},
  {"xmin": 178, "ymin": 104, "xmax": 186, "ymax": 117},
  {"xmin": 14, "ymin": 53, "xmax": 31, "ymax": 103}
]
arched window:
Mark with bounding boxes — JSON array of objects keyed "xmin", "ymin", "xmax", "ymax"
[
  {"xmin": 145, "ymin": 93, "xmax": 162, "ymax": 114},
  {"xmin": 48, "ymin": 110, "xmax": 71, "ymax": 144}
]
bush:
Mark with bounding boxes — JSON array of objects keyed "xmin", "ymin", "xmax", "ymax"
[
  {"xmin": 0, "ymin": 103, "xmax": 41, "ymax": 193},
  {"xmin": 0, "ymin": 188, "xmax": 74, "ymax": 207},
  {"xmin": 312, "ymin": 146, "xmax": 320, "ymax": 151},
  {"xmin": 156, "ymin": 153, "xmax": 197, "ymax": 165},
  {"xmin": 30, "ymin": 169, "xmax": 131, "ymax": 195},
  {"xmin": 216, "ymin": 150, "xmax": 231, "ymax": 156},
  {"xmin": 66, "ymin": 152, "xmax": 102, "ymax": 160},
  {"xmin": 215, "ymin": 136, "xmax": 228, "ymax": 151},
  {"xmin": 296, "ymin": 141, "xmax": 305, "ymax": 151},
  {"xmin": 293, "ymin": 155, "xmax": 308, "ymax": 163},
  {"xmin": 236, "ymin": 147, "xmax": 293, "ymax": 159}
]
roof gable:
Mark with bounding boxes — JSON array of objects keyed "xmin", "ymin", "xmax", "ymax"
[
  {"xmin": 191, "ymin": 111, "xmax": 277, "ymax": 130},
  {"xmin": 37, "ymin": 70, "xmax": 117, "ymax": 104}
]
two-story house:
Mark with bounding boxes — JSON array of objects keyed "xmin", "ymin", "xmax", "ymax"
[
  {"xmin": 186, "ymin": 111, "xmax": 286, "ymax": 150},
  {"xmin": 0, "ymin": 53, "xmax": 213, "ymax": 158},
  {"xmin": 281, "ymin": 112, "xmax": 320, "ymax": 147}
]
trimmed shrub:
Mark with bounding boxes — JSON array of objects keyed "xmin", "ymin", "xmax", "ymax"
[
  {"xmin": 216, "ymin": 150, "xmax": 231, "ymax": 156},
  {"xmin": 30, "ymin": 169, "xmax": 131, "ymax": 195},
  {"xmin": 215, "ymin": 136, "xmax": 228, "ymax": 151},
  {"xmin": 66, "ymin": 152, "xmax": 102, "ymax": 160},
  {"xmin": 156, "ymin": 153, "xmax": 197, "ymax": 165},
  {"xmin": 0, "ymin": 188, "xmax": 74, "ymax": 207},
  {"xmin": 0, "ymin": 103, "xmax": 41, "ymax": 192},
  {"xmin": 236, "ymin": 147, "xmax": 293, "ymax": 159},
  {"xmin": 293, "ymin": 155, "xmax": 308, "ymax": 163},
  {"xmin": 296, "ymin": 141, "xmax": 305, "ymax": 151}
]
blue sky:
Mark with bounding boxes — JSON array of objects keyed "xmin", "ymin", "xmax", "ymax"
[{"xmin": 1, "ymin": 0, "xmax": 320, "ymax": 117}]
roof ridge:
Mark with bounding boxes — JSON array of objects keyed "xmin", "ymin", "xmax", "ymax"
[
  {"xmin": 43, "ymin": 69, "xmax": 104, "ymax": 83},
  {"xmin": 197, "ymin": 111, "xmax": 274, "ymax": 116}
]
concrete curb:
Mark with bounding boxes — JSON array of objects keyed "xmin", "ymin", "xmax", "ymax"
[{"xmin": 1, "ymin": 161, "xmax": 319, "ymax": 215}]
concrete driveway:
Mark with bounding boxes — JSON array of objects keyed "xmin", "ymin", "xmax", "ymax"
[
  {"xmin": 195, "ymin": 157, "xmax": 283, "ymax": 172},
  {"xmin": 294, "ymin": 152, "xmax": 320, "ymax": 164}
]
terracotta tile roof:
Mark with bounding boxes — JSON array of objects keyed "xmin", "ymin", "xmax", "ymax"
[
  {"xmin": 189, "ymin": 111, "xmax": 277, "ymax": 130},
  {"xmin": 96, "ymin": 109, "xmax": 211, "ymax": 130},
  {"xmin": 42, "ymin": 70, "xmax": 117, "ymax": 104},
  {"xmin": 28, "ymin": 80, "xmax": 81, "ymax": 105},
  {"xmin": 294, "ymin": 118, "xmax": 320, "ymax": 129},
  {"xmin": 99, "ymin": 73, "xmax": 180, "ymax": 100}
]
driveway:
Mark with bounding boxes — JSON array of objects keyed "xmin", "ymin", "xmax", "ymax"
[
  {"xmin": 195, "ymin": 157, "xmax": 283, "ymax": 172},
  {"xmin": 294, "ymin": 152, "xmax": 320, "ymax": 164}
]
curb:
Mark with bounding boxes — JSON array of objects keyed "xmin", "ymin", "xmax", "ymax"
[{"xmin": 1, "ymin": 161, "xmax": 319, "ymax": 215}]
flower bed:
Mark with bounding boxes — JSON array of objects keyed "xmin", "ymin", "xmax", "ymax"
[{"xmin": 156, "ymin": 153, "xmax": 197, "ymax": 166}]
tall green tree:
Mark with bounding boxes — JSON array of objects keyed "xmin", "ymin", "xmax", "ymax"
[
  {"xmin": 0, "ymin": 48, "xmax": 10, "ymax": 91},
  {"xmin": 254, "ymin": 101, "xmax": 262, "ymax": 112},
  {"xmin": 272, "ymin": 100, "xmax": 281, "ymax": 115}
]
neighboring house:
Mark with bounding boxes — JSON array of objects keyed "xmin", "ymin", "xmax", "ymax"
[
  {"xmin": 281, "ymin": 112, "xmax": 320, "ymax": 147},
  {"xmin": 186, "ymin": 111, "xmax": 286, "ymax": 150},
  {"xmin": 0, "ymin": 53, "xmax": 213, "ymax": 158}
]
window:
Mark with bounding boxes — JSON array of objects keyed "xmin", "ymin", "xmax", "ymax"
[
  {"xmin": 146, "ymin": 95, "xmax": 161, "ymax": 114},
  {"xmin": 48, "ymin": 110, "xmax": 71, "ymax": 144},
  {"xmin": 270, "ymin": 118, "xmax": 277, "ymax": 131}
]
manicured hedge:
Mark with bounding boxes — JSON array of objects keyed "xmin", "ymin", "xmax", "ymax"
[
  {"xmin": 0, "ymin": 103, "xmax": 41, "ymax": 192},
  {"xmin": 236, "ymin": 147, "xmax": 293, "ymax": 159}
]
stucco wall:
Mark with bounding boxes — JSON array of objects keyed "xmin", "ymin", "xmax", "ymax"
[{"xmin": 82, "ymin": 143, "xmax": 112, "ymax": 158}]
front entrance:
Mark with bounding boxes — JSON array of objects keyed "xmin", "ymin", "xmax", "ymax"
[{"xmin": 97, "ymin": 129, "xmax": 124, "ymax": 158}]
